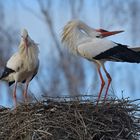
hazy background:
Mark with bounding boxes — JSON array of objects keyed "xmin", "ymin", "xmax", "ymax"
[{"xmin": 0, "ymin": 0, "xmax": 140, "ymax": 107}]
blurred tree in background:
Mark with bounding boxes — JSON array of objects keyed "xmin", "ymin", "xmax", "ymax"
[{"xmin": 1, "ymin": 0, "xmax": 140, "ymax": 106}]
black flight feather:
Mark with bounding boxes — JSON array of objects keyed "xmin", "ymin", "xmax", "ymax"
[
  {"xmin": 0, "ymin": 67, "xmax": 15, "ymax": 79},
  {"xmin": 94, "ymin": 44, "xmax": 140, "ymax": 63},
  {"xmin": 8, "ymin": 81, "xmax": 15, "ymax": 86},
  {"xmin": 8, "ymin": 80, "xmax": 26, "ymax": 87}
]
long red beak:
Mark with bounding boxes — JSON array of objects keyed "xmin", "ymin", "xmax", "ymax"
[
  {"xmin": 95, "ymin": 28, "xmax": 124, "ymax": 37},
  {"xmin": 24, "ymin": 37, "xmax": 28, "ymax": 56}
]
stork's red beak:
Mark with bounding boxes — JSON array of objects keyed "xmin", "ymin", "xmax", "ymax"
[
  {"xmin": 95, "ymin": 29, "xmax": 124, "ymax": 37},
  {"xmin": 24, "ymin": 37, "xmax": 28, "ymax": 57}
]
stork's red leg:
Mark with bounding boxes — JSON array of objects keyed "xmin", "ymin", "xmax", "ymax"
[
  {"xmin": 13, "ymin": 82, "xmax": 17, "ymax": 107},
  {"xmin": 96, "ymin": 64, "xmax": 105, "ymax": 106},
  {"xmin": 104, "ymin": 73, "xmax": 112, "ymax": 102},
  {"xmin": 23, "ymin": 81, "xmax": 29, "ymax": 102},
  {"xmin": 102, "ymin": 65, "xmax": 112, "ymax": 103}
]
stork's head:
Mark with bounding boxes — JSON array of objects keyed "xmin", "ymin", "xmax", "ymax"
[
  {"xmin": 21, "ymin": 29, "xmax": 28, "ymax": 39},
  {"xmin": 21, "ymin": 28, "xmax": 29, "ymax": 56},
  {"xmin": 94, "ymin": 28, "xmax": 124, "ymax": 38}
]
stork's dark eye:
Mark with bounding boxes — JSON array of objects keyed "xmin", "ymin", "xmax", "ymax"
[{"xmin": 96, "ymin": 35, "xmax": 100, "ymax": 38}]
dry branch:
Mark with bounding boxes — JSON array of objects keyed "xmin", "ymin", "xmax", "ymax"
[{"xmin": 0, "ymin": 96, "xmax": 140, "ymax": 140}]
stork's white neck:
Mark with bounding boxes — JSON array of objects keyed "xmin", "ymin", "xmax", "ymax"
[
  {"xmin": 19, "ymin": 39, "xmax": 39, "ymax": 71},
  {"xmin": 19, "ymin": 40, "xmax": 26, "ymax": 56}
]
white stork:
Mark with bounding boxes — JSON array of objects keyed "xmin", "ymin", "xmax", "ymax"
[
  {"xmin": 61, "ymin": 20, "xmax": 140, "ymax": 105},
  {"xmin": 0, "ymin": 29, "xmax": 39, "ymax": 107}
]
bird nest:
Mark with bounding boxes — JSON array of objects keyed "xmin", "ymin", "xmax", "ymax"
[{"xmin": 0, "ymin": 96, "xmax": 140, "ymax": 140}]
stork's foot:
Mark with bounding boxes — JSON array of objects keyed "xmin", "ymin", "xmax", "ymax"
[
  {"xmin": 106, "ymin": 102, "xmax": 110, "ymax": 109},
  {"xmin": 95, "ymin": 106, "xmax": 98, "ymax": 112}
]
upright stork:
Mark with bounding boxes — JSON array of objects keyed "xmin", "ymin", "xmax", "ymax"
[
  {"xmin": 61, "ymin": 20, "xmax": 140, "ymax": 105},
  {"xmin": 0, "ymin": 29, "xmax": 39, "ymax": 107}
]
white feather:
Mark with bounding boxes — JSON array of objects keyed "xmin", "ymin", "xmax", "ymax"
[
  {"xmin": 77, "ymin": 38, "xmax": 116, "ymax": 60},
  {"xmin": 7, "ymin": 53, "xmax": 23, "ymax": 71}
]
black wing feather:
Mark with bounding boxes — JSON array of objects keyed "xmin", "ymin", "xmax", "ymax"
[
  {"xmin": 94, "ymin": 44, "xmax": 140, "ymax": 63},
  {"xmin": 0, "ymin": 67, "xmax": 15, "ymax": 79},
  {"xmin": 8, "ymin": 80, "xmax": 26, "ymax": 87},
  {"xmin": 8, "ymin": 81, "xmax": 15, "ymax": 86}
]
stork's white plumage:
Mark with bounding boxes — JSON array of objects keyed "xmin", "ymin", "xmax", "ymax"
[
  {"xmin": 0, "ymin": 29, "xmax": 39, "ymax": 107},
  {"xmin": 61, "ymin": 20, "xmax": 140, "ymax": 105}
]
